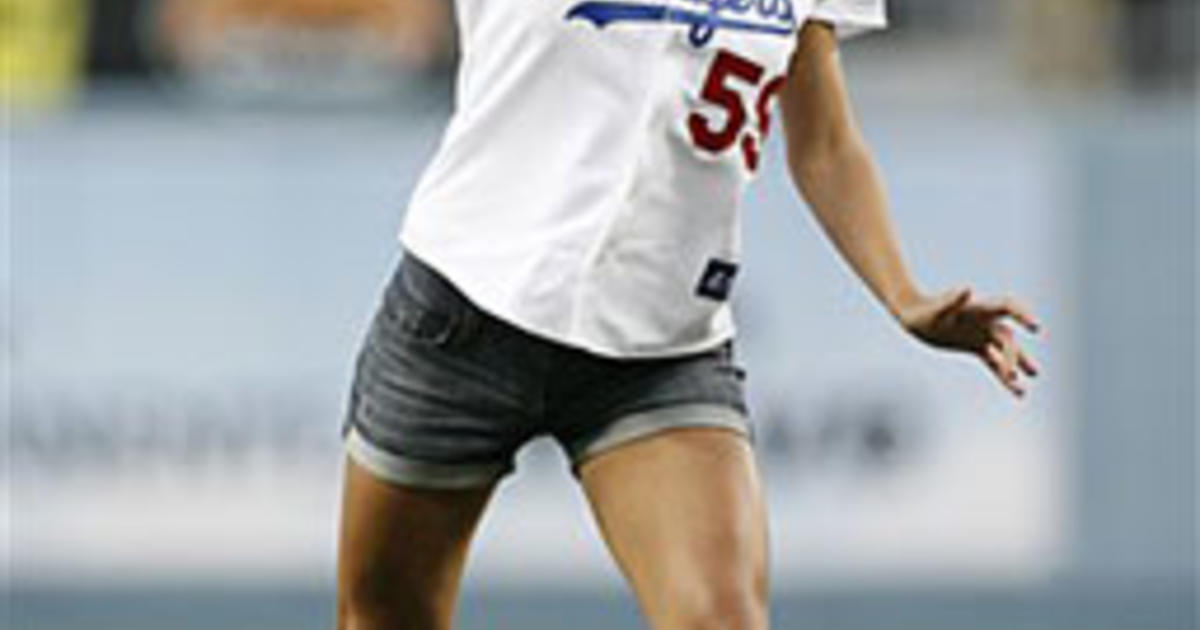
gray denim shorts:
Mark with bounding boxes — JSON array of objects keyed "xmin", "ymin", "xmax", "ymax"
[{"xmin": 341, "ymin": 253, "xmax": 750, "ymax": 488}]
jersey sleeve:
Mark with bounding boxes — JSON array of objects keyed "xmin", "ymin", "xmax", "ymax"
[{"xmin": 809, "ymin": 0, "xmax": 888, "ymax": 39}]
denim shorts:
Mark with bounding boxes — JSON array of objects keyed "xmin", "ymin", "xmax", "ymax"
[{"xmin": 341, "ymin": 253, "xmax": 750, "ymax": 488}]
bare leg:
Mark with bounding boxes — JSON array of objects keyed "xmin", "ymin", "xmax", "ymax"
[
  {"xmin": 580, "ymin": 427, "xmax": 769, "ymax": 630},
  {"xmin": 336, "ymin": 457, "xmax": 495, "ymax": 630}
]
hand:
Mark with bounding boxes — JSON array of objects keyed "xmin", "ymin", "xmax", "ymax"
[{"xmin": 895, "ymin": 288, "xmax": 1041, "ymax": 397}]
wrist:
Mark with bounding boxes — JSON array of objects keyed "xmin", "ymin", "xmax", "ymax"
[{"xmin": 884, "ymin": 283, "xmax": 923, "ymax": 325}]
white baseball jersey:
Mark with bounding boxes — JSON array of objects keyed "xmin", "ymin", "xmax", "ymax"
[{"xmin": 401, "ymin": 0, "xmax": 886, "ymax": 357}]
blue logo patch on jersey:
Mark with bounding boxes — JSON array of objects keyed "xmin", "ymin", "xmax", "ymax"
[
  {"xmin": 696, "ymin": 258, "xmax": 739, "ymax": 301},
  {"xmin": 565, "ymin": 0, "xmax": 796, "ymax": 48}
]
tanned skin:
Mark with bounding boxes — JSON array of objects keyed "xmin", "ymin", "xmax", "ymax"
[
  {"xmin": 781, "ymin": 22, "xmax": 1040, "ymax": 397},
  {"xmin": 335, "ymin": 21, "xmax": 1040, "ymax": 630}
]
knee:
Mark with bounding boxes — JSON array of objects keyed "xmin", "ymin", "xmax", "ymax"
[{"xmin": 664, "ymin": 580, "xmax": 769, "ymax": 630}]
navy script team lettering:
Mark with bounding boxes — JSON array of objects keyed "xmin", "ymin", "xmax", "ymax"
[{"xmin": 566, "ymin": 0, "xmax": 797, "ymax": 47}]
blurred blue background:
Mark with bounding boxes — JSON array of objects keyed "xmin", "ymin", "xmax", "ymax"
[{"xmin": 4, "ymin": 0, "xmax": 1195, "ymax": 628}]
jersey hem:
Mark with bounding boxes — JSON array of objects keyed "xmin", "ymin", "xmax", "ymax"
[{"xmin": 398, "ymin": 232, "xmax": 738, "ymax": 360}]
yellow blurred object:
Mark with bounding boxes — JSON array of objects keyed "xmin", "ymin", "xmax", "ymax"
[{"xmin": 1, "ymin": 0, "xmax": 89, "ymax": 108}]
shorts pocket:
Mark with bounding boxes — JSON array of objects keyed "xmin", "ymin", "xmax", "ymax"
[{"xmin": 378, "ymin": 258, "xmax": 464, "ymax": 347}]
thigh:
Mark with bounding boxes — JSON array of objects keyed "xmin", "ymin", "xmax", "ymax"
[
  {"xmin": 336, "ymin": 457, "xmax": 495, "ymax": 630},
  {"xmin": 579, "ymin": 426, "xmax": 769, "ymax": 630}
]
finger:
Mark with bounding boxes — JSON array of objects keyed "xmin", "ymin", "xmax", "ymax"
[
  {"xmin": 1017, "ymin": 348, "xmax": 1040, "ymax": 377},
  {"xmin": 995, "ymin": 322, "xmax": 1040, "ymax": 378},
  {"xmin": 978, "ymin": 296, "xmax": 1040, "ymax": 333},
  {"xmin": 984, "ymin": 343, "xmax": 1024, "ymax": 397},
  {"xmin": 994, "ymin": 324, "xmax": 1019, "ymax": 370},
  {"xmin": 989, "ymin": 338, "xmax": 1018, "ymax": 383},
  {"xmin": 1003, "ymin": 298, "xmax": 1040, "ymax": 333},
  {"xmin": 982, "ymin": 342, "xmax": 1004, "ymax": 379},
  {"xmin": 985, "ymin": 342, "xmax": 1025, "ymax": 397}
]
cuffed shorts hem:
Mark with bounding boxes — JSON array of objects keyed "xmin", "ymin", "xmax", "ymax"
[
  {"xmin": 344, "ymin": 426, "xmax": 513, "ymax": 490},
  {"xmin": 567, "ymin": 403, "xmax": 752, "ymax": 474}
]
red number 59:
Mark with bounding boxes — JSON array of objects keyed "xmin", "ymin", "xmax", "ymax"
[{"xmin": 687, "ymin": 49, "xmax": 785, "ymax": 172}]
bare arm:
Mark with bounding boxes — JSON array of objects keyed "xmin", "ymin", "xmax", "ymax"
[{"xmin": 780, "ymin": 22, "xmax": 1041, "ymax": 397}]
